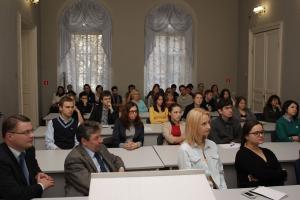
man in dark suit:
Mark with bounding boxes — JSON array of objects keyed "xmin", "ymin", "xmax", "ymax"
[
  {"xmin": 0, "ymin": 114, "xmax": 54, "ymax": 200},
  {"xmin": 64, "ymin": 120, "xmax": 125, "ymax": 197},
  {"xmin": 89, "ymin": 90, "xmax": 118, "ymax": 125}
]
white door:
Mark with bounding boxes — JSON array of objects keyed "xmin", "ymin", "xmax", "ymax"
[
  {"xmin": 249, "ymin": 26, "xmax": 282, "ymax": 112},
  {"xmin": 18, "ymin": 25, "xmax": 39, "ymax": 128}
]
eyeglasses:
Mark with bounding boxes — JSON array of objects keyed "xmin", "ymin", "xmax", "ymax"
[
  {"xmin": 10, "ymin": 130, "xmax": 33, "ymax": 136},
  {"xmin": 129, "ymin": 110, "xmax": 138, "ymax": 114},
  {"xmin": 249, "ymin": 130, "xmax": 264, "ymax": 136}
]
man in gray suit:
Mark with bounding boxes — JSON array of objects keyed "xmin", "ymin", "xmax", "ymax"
[{"xmin": 64, "ymin": 121, "xmax": 125, "ymax": 197}]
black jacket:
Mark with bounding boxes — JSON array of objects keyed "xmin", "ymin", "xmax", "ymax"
[{"xmin": 89, "ymin": 103, "xmax": 118, "ymax": 125}]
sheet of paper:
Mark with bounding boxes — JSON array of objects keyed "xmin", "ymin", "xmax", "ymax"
[{"xmin": 251, "ymin": 186, "xmax": 287, "ymax": 200}]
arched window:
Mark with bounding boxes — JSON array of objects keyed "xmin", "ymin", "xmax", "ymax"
[
  {"xmin": 59, "ymin": 0, "xmax": 112, "ymax": 92},
  {"xmin": 144, "ymin": 3, "xmax": 193, "ymax": 94}
]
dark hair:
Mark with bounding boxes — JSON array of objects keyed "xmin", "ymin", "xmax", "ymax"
[
  {"xmin": 128, "ymin": 84, "xmax": 135, "ymax": 91},
  {"xmin": 111, "ymin": 86, "xmax": 118, "ymax": 91},
  {"xmin": 100, "ymin": 90, "xmax": 112, "ymax": 100},
  {"xmin": 153, "ymin": 94, "xmax": 166, "ymax": 112},
  {"xmin": 204, "ymin": 89, "xmax": 212, "ymax": 96},
  {"xmin": 266, "ymin": 95, "xmax": 281, "ymax": 108},
  {"xmin": 217, "ymin": 98, "xmax": 233, "ymax": 110},
  {"xmin": 186, "ymin": 83, "xmax": 194, "ymax": 89},
  {"xmin": 56, "ymin": 86, "xmax": 65, "ymax": 96},
  {"xmin": 235, "ymin": 96, "xmax": 247, "ymax": 108},
  {"xmin": 120, "ymin": 102, "xmax": 142, "ymax": 129},
  {"xmin": 171, "ymin": 84, "xmax": 177, "ymax": 89},
  {"xmin": 211, "ymin": 84, "xmax": 218, "ymax": 92},
  {"xmin": 240, "ymin": 120, "xmax": 262, "ymax": 148},
  {"xmin": 96, "ymin": 85, "xmax": 103, "ymax": 92},
  {"xmin": 2, "ymin": 114, "xmax": 31, "ymax": 138},
  {"xmin": 58, "ymin": 96, "xmax": 75, "ymax": 107},
  {"xmin": 179, "ymin": 85, "xmax": 186, "ymax": 90},
  {"xmin": 76, "ymin": 121, "xmax": 101, "ymax": 143},
  {"xmin": 193, "ymin": 92, "xmax": 203, "ymax": 99},
  {"xmin": 84, "ymin": 84, "xmax": 91, "ymax": 89},
  {"xmin": 220, "ymin": 89, "xmax": 231, "ymax": 99},
  {"xmin": 168, "ymin": 103, "xmax": 182, "ymax": 122},
  {"xmin": 282, "ymin": 100, "xmax": 299, "ymax": 119}
]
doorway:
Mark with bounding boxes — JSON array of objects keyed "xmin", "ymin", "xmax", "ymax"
[
  {"xmin": 248, "ymin": 22, "xmax": 283, "ymax": 112},
  {"xmin": 17, "ymin": 13, "xmax": 39, "ymax": 128}
]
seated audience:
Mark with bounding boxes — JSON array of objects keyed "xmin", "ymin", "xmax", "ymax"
[
  {"xmin": 163, "ymin": 104, "xmax": 185, "ymax": 145},
  {"xmin": 89, "ymin": 90, "xmax": 118, "ymax": 125},
  {"xmin": 197, "ymin": 82, "xmax": 205, "ymax": 95},
  {"xmin": 276, "ymin": 100, "xmax": 300, "ymax": 142},
  {"xmin": 94, "ymin": 85, "xmax": 103, "ymax": 104},
  {"xmin": 209, "ymin": 98, "xmax": 242, "ymax": 144},
  {"xmin": 165, "ymin": 91, "xmax": 175, "ymax": 108},
  {"xmin": 182, "ymin": 92, "xmax": 205, "ymax": 119},
  {"xmin": 186, "ymin": 83, "xmax": 195, "ymax": 98},
  {"xmin": 64, "ymin": 121, "xmax": 125, "ymax": 197},
  {"xmin": 235, "ymin": 120, "xmax": 287, "ymax": 188},
  {"xmin": 211, "ymin": 84, "xmax": 219, "ymax": 101},
  {"xmin": 66, "ymin": 84, "xmax": 76, "ymax": 97},
  {"xmin": 149, "ymin": 94, "xmax": 168, "ymax": 124},
  {"xmin": 178, "ymin": 108, "xmax": 227, "ymax": 189},
  {"xmin": 125, "ymin": 84, "xmax": 136, "ymax": 101},
  {"xmin": 50, "ymin": 86, "xmax": 65, "ymax": 113},
  {"xmin": 79, "ymin": 84, "xmax": 95, "ymax": 104},
  {"xmin": 177, "ymin": 85, "xmax": 193, "ymax": 110},
  {"xmin": 77, "ymin": 93, "xmax": 92, "ymax": 114},
  {"xmin": 147, "ymin": 84, "xmax": 161, "ymax": 108},
  {"xmin": 219, "ymin": 88, "xmax": 235, "ymax": 105},
  {"xmin": 128, "ymin": 89, "xmax": 148, "ymax": 113},
  {"xmin": 233, "ymin": 96, "xmax": 256, "ymax": 123},
  {"xmin": 0, "ymin": 114, "xmax": 54, "ymax": 199},
  {"xmin": 111, "ymin": 86, "xmax": 122, "ymax": 109},
  {"xmin": 201, "ymin": 89, "xmax": 217, "ymax": 112},
  {"xmin": 112, "ymin": 102, "xmax": 144, "ymax": 149},
  {"xmin": 171, "ymin": 84, "xmax": 179, "ymax": 101},
  {"xmin": 263, "ymin": 95, "xmax": 282, "ymax": 122},
  {"xmin": 45, "ymin": 96, "xmax": 83, "ymax": 150}
]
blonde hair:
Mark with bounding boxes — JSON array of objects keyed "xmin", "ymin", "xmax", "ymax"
[{"xmin": 185, "ymin": 108, "xmax": 210, "ymax": 146}]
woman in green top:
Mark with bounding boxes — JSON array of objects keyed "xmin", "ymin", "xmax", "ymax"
[{"xmin": 276, "ymin": 100, "xmax": 300, "ymax": 142}]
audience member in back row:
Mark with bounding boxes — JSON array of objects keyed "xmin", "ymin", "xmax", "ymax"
[
  {"xmin": 0, "ymin": 114, "xmax": 54, "ymax": 200},
  {"xmin": 149, "ymin": 94, "xmax": 169, "ymax": 124},
  {"xmin": 201, "ymin": 89, "xmax": 217, "ymax": 112},
  {"xmin": 209, "ymin": 98, "xmax": 242, "ymax": 144},
  {"xmin": 182, "ymin": 92, "xmax": 205, "ymax": 120},
  {"xmin": 165, "ymin": 91, "xmax": 175, "ymax": 108},
  {"xmin": 233, "ymin": 96, "xmax": 256, "ymax": 123},
  {"xmin": 94, "ymin": 85, "xmax": 103, "ymax": 104},
  {"xmin": 66, "ymin": 84, "xmax": 76, "ymax": 97},
  {"xmin": 111, "ymin": 86, "xmax": 123, "ymax": 109},
  {"xmin": 46, "ymin": 96, "xmax": 83, "ymax": 150},
  {"xmin": 163, "ymin": 104, "xmax": 185, "ymax": 145},
  {"xmin": 128, "ymin": 89, "xmax": 148, "ymax": 113},
  {"xmin": 186, "ymin": 83, "xmax": 195, "ymax": 98},
  {"xmin": 211, "ymin": 84, "xmax": 219, "ymax": 101},
  {"xmin": 276, "ymin": 100, "xmax": 300, "ymax": 142},
  {"xmin": 79, "ymin": 84, "xmax": 95, "ymax": 104},
  {"xmin": 64, "ymin": 121, "xmax": 124, "ymax": 197},
  {"xmin": 171, "ymin": 84, "xmax": 179, "ymax": 101},
  {"xmin": 263, "ymin": 95, "xmax": 282, "ymax": 122},
  {"xmin": 219, "ymin": 88, "xmax": 235, "ymax": 106},
  {"xmin": 112, "ymin": 102, "xmax": 144, "ymax": 149},
  {"xmin": 177, "ymin": 85, "xmax": 193, "ymax": 110},
  {"xmin": 50, "ymin": 86, "xmax": 65, "ymax": 113},
  {"xmin": 235, "ymin": 120, "xmax": 287, "ymax": 188},
  {"xmin": 178, "ymin": 108, "xmax": 227, "ymax": 189},
  {"xmin": 89, "ymin": 90, "xmax": 118, "ymax": 125},
  {"xmin": 125, "ymin": 84, "xmax": 136, "ymax": 101},
  {"xmin": 146, "ymin": 84, "xmax": 161, "ymax": 108},
  {"xmin": 77, "ymin": 93, "xmax": 93, "ymax": 115}
]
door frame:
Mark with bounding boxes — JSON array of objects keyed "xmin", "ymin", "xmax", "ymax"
[{"xmin": 247, "ymin": 21, "xmax": 283, "ymax": 110}]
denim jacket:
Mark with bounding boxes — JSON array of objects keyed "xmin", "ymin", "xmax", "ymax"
[{"xmin": 178, "ymin": 139, "xmax": 227, "ymax": 189}]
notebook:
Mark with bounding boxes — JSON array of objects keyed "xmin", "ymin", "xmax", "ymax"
[{"xmin": 250, "ymin": 186, "xmax": 287, "ymax": 200}]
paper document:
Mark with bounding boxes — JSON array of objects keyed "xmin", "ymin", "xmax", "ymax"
[{"xmin": 251, "ymin": 186, "xmax": 287, "ymax": 200}]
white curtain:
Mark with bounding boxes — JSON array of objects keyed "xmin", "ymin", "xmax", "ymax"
[
  {"xmin": 144, "ymin": 3, "xmax": 193, "ymax": 94},
  {"xmin": 58, "ymin": 0, "xmax": 112, "ymax": 92}
]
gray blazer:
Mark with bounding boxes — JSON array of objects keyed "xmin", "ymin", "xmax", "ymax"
[{"xmin": 64, "ymin": 144, "xmax": 125, "ymax": 197}]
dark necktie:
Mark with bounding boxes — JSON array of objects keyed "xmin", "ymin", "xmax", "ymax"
[
  {"xmin": 94, "ymin": 153, "xmax": 107, "ymax": 172},
  {"xmin": 19, "ymin": 152, "xmax": 30, "ymax": 185}
]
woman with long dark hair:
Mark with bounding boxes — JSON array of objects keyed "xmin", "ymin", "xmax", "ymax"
[
  {"xmin": 112, "ymin": 102, "xmax": 144, "ymax": 150},
  {"xmin": 263, "ymin": 95, "xmax": 282, "ymax": 122},
  {"xmin": 149, "ymin": 94, "xmax": 168, "ymax": 124},
  {"xmin": 235, "ymin": 120, "xmax": 287, "ymax": 188}
]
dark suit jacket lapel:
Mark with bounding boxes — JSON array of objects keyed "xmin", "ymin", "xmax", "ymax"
[
  {"xmin": 2, "ymin": 143, "xmax": 28, "ymax": 185},
  {"xmin": 99, "ymin": 145, "xmax": 115, "ymax": 172},
  {"xmin": 77, "ymin": 145, "xmax": 98, "ymax": 172}
]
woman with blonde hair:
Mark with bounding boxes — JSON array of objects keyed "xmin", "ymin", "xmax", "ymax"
[
  {"xmin": 178, "ymin": 108, "xmax": 227, "ymax": 189},
  {"xmin": 127, "ymin": 89, "xmax": 148, "ymax": 113}
]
